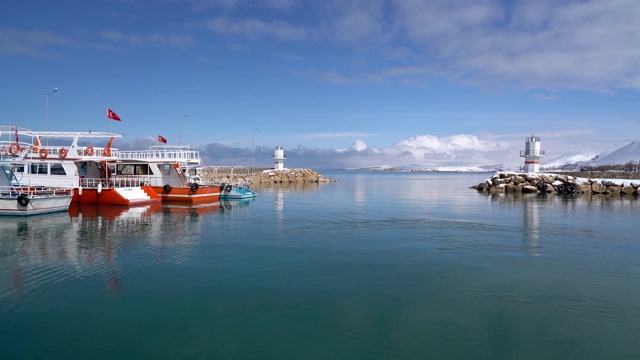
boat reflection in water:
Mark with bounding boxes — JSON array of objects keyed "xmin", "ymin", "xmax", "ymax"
[
  {"xmin": 0, "ymin": 202, "xmax": 223, "ymax": 299},
  {"xmin": 220, "ymin": 198, "xmax": 255, "ymax": 213},
  {"xmin": 68, "ymin": 202, "xmax": 222, "ymax": 220}
]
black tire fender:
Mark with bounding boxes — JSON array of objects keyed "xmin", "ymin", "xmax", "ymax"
[{"xmin": 17, "ymin": 194, "xmax": 29, "ymax": 207}]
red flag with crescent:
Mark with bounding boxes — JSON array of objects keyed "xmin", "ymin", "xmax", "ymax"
[
  {"xmin": 107, "ymin": 108, "xmax": 121, "ymax": 121},
  {"xmin": 158, "ymin": 135, "xmax": 167, "ymax": 144}
]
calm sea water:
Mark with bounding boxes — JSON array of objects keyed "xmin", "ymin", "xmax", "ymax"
[{"xmin": 1, "ymin": 171, "xmax": 639, "ymax": 359}]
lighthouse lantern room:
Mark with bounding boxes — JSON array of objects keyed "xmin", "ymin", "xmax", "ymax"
[{"xmin": 520, "ymin": 135, "xmax": 545, "ymax": 173}]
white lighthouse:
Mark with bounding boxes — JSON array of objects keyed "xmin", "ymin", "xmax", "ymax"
[
  {"xmin": 520, "ymin": 135, "xmax": 545, "ymax": 173},
  {"xmin": 273, "ymin": 145, "xmax": 286, "ymax": 170}
]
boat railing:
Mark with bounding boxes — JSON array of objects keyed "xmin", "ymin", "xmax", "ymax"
[
  {"xmin": 80, "ymin": 175, "xmax": 152, "ymax": 189},
  {"xmin": 114, "ymin": 149, "xmax": 201, "ymax": 163},
  {"xmin": 0, "ymin": 185, "xmax": 73, "ymax": 197},
  {"xmin": 0, "ymin": 140, "xmax": 116, "ymax": 159},
  {"xmin": 13, "ymin": 175, "xmax": 77, "ymax": 189},
  {"xmin": 146, "ymin": 177, "xmax": 191, "ymax": 187}
]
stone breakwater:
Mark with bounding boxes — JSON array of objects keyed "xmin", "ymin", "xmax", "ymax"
[
  {"xmin": 210, "ymin": 169, "xmax": 337, "ymax": 184},
  {"xmin": 471, "ymin": 172, "xmax": 640, "ymax": 196}
]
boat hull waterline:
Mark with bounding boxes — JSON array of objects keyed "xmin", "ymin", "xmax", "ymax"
[
  {"xmin": 72, "ymin": 186, "xmax": 161, "ymax": 205},
  {"xmin": 0, "ymin": 195, "xmax": 72, "ymax": 216},
  {"xmin": 153, "ymin": 186, "xmax": 221, "ymax": 204}
]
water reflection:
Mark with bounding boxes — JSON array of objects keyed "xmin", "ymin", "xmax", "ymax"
[
  {"xmin": 252, "ymin": 181, "xmax": 327, "ymax": 194},
  {"xmin": 220, "ymin": 198, "xmax": 255, "ymax": 213},
  {"xmin": 484, "ymin": 191, "xmax": 639, "ymax": 208},
  {"xmin": 0, "ymin": 203, "xmax": 223, "ymax": 300},
  {"xmin": 482, "ymin": 191, "xmax": 640, "ymax": 256}
]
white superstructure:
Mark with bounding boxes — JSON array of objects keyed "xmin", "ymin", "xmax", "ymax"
[
  {"xmin": 273, "ymin": 145, "xmax": 285, "ymax": 170},
  {"xmin": 520, "ymin": 135, "xmax": 545, "ymax": 173}
]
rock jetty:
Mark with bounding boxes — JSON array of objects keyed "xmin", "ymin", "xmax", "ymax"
[
  {"xmin": 471, "ymin": 172, "xmax": 640, "ymax": 196},
  {"xmin": 207, "ymin": 168, "xmax": 337, "ymax": 184}
]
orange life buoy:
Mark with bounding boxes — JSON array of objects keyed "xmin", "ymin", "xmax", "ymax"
[
  {"xmin": 59, "ymin": 148, "xmax": 68, "ymax": 158},
  {"xmin": 103, "ymin": 147, "xmax": 112, "ymax": 156},
  {"xmin": 8, "ymin": 143, "xmax": 20, "ymax": 155},
  {"xmin": 39, "ymin": 148, "xmax": 48, "ymax": 158},
  {"xmin": 85, "ymin": 146, "xmax": 94, "ymax": 156}
]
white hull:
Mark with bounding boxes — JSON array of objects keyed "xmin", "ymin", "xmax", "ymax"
[{"xmin": 0, "ymin": 195, "xmax": 72, "ymax": 216}]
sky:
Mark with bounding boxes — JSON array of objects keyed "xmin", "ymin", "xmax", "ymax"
[{"xmin": 1, "ymin": 0, "xmax": 639, "ymax": 170}]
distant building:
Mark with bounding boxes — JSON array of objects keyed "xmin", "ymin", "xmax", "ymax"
[
  {"xmin": 520, "ymin": 135, "xmax": 545, "ymax": 172},
  {"xmin": 273, "ymin": 145, "xmax": 286, "ymax": 170}
]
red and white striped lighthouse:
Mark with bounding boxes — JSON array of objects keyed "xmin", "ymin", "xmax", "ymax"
[{"xmin": 520, "ymin": 135, "xmax": 545, "ymax": 172}]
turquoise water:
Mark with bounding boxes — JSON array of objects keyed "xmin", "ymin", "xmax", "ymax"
[{"xmin": 1, "ymin": 171, "xmax": 640, "ymax": 359}]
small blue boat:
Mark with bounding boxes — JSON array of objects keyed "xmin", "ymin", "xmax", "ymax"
[{"xmin": 219, "ymin": 183, "xmax": 257, "ymax": 200}]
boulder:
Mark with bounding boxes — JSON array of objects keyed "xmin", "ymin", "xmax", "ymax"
[
  {"xmin": 505, "ymin": 184, "xmax": 518, "ymax": 193},
  {"xmin": 577, "ymin": 184, "xmax": 592, "ymax": 193},
  {"xmin": 621, "ymin": 186, "xmax": 636, "ymax": 195},
  {"xmin": 591, "ymin": 183, "xmax": 607, "ymax": 194},
  {"xmin": 606, "ymin": 186, "xmax": 621, "ymax": 196}
]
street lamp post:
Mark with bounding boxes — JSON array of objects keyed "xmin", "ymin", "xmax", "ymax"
[
  {"xmin": 251, "ymin": 128, "xmax": 259, "ymax": 172},
  {"xmin": 46, "ymin": 87, "xmax": 58, "ymax": 145},
  {"xmin": 178, "ymin": 115, "xmax": 188, "ymax": 145}
]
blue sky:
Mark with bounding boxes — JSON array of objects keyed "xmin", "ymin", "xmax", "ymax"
[{"xmin": 1, "ymin": 0, "xmax": 639, "ymax": 169}]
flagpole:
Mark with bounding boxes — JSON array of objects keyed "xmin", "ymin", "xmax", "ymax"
[{"xmin": 106, "ymin": 107, "xmax": 109, "ymax": 132}]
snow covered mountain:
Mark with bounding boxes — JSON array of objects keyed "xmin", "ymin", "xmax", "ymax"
[
  {"xmin": 543, "ymin": 141, "xmax": 640, "ymax": 169},
  {"xmin": 589, "ymin": 142, "xmax": 640, "ymax": 167}
]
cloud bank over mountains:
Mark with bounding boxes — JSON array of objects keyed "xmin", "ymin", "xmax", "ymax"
[
  {"xmin": 117, "ymin": 129, "xmax": 639, "ymax": 171},
  {"xmin": 116, "ymin": 132, "xmax": 511, "ymax": 169}
]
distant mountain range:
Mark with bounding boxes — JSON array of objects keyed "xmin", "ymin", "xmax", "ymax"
[
  {"xmin": 342, "ymin": 141, "xmax": 640, "ymax": 173},
  {"xmin": 543, "ymin": 141, "xmax": 640, "ymax": 169}
]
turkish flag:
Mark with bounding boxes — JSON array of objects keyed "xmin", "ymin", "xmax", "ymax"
[
  {"xmin": 107, "ymin": 108, "xmax": 121, "ymax": 121},
  {"xmin": 158, "ymin": 135, "xmax": 167, "ymax": 144}
]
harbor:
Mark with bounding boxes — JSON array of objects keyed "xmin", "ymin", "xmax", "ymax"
[{"xmin": 2, "ymin": 171, "xmax": 639, "ymax": 359}]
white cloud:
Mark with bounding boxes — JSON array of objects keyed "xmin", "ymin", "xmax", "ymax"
[
  {"xmin": 390, "ymin": 0, "xmax": 640, "ymax": 91},
  {"xmin": 349, "ymin": 139, "xmax": 369, "ymax": 152},
  {"xmin": 100, "ymin": 30, "xmax": 195, "ymax": 50},
  {"xmin": 0, "ymin": 27, "xmax": 78, "ymax": 56},
  {"xmin": 299, "ymin": 0, "xmax": 640, "ymax": 91},
  {"xmin": 203, "ymin": 17, "xmax": 307, "ymax": 41},
  {"xmin": 389, "ymin": 134, "xmax": 505, "ymax": 160},
  {"xmin": 321, "ymin": 0, "xmax": 388, "ymax": 44}
]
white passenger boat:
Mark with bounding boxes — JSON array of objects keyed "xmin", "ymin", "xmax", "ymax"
[
  {"xmin": 0, "ymin": 160, "xmax": 72, "ymax": 216},
  {"xmin": 0, "ymin": 126, "xmax": 160, "ymax": 205}
]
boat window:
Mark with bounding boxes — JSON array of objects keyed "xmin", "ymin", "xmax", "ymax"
[
  {"xmin": 117, "ymin": 164, "xmax": 134, "ymax": 175},
  {"xmin": 30, "ymin": 163, "xmax": 48, "ymax": 175},
  {"xmin": 161, "ymin": 164, "xmax": 171, "ymax": 175},
  {"xmin": 12, "ymin": 165, "xmax": 24, "ymax": 173},
  {"xmin": 116, "ymin": 164, "xmax": 150, "ymax": 175},
  {"xmin": 137, "ymin": 164, "xmax": 149, "ymax": 175},
  {"xmin": 50, "ymin": 163, "xmax": 66, "ymax": 175}
]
